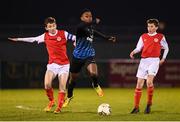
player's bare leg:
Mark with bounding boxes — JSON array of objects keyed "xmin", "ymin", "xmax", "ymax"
[
  {"xmin": 44, "ymin": 70, "xmax": 56, "ymax": 112},
  {"xmin": 87, "ymin": 63, "xmax": 104, "ymax": 97},
  {"xmin": 63, "ymin": 73, "xmax": 78, "ymax": 107},
  {"xmin": 54, "ymin": 73, "xmax": 69, "ymax": 114},
  {"xmin": 131, "ymin": 78, "xmax": 145, "ymax": 114},
  {"xmin": 144, "ymin": 75, "xmax": 155, "ymax": 114}
]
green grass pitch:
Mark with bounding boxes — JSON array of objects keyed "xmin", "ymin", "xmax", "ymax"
[{"xmin": 0, "ymin": 88, "xmax": 180, "ymax": 121}]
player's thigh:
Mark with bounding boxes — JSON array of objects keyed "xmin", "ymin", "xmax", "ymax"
[
  {"xmin": 70, "ymin": 57, "xmax": 85, "ymax": 74},
  {"xmin": 86, "ymin": 57, "xmax": 98, "ymax": 75},
  {"xmin": 148, "ymin": 59, "xmax": 160, "ymax": 76},
  {"xmin": 136, "ymin": 78, "xmax": 145, "ymax": 88},
  {"xmin": 87, "ymin": 63, "xmax": 98, "ymax": 75},
  {"xmin": 71, "ymin": 72, "xmax": 79, "ymax": 81},
  {"xmin": 58, "ymin": 64, "xmax": 70, "ymax": 85},
  {"xmin": 58, "ymin": 73, "xmax": 69, "ymax": 91},
  {"xmin": 146, "ymin": 75, "xmax": 155, "ymax": 87},
  {"xmin": 136, "ymin": 59, "xmax": 148, "ymax": 79},
  {"xmin": 58, "ymin": 73, "xmax": 69, "ymax": 85},
  {"xmin": 44, "ymin": 70, "xmax": 56, "ymax": 84},
  {"xmin": 45, "ymin": 63, "xmax": 64, "ymax": 84}
]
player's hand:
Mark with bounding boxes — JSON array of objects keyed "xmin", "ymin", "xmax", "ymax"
[
  {"xmin": 130, "ymin": 51, "xmax": 135, "ymax": 59},
  {"xmin": 8, "ymin": 38, "xmax": 18, "ymax": 41},
  {"xmin": 96, "ymin": 18, "xmax": 100, "ymax": 24},
  {"xmin": 159, "ymin": 59, "xmax": 165, "ymax": 66},
  {"xmin": 108, "ymin": 36, "xmax": 116, "ymax": 42}
]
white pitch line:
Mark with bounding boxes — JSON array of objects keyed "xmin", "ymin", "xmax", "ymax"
[{"xmin": 15, "ymin": 105, "xmax": 39, "ymax": 111}]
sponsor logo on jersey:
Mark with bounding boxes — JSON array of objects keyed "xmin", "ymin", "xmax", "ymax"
[
  {"xmin": 154, "ymin": 38, "xmax": 159, "ymax": 42},
  {"xmin": 57, "ymin": 37, "xmax": 61, "ymax": 41}
]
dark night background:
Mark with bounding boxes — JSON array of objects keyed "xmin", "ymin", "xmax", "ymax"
[
  {"xmin": 0, "ymin": 0, "xmax": 179, "ymax": 58},
  {"xmin": 0, "ymin": 0, "xmax": 180, "ymax": 88},
  {"xmin": 0, "ymin": 0, "xmax": 179, "ymax": 26}
]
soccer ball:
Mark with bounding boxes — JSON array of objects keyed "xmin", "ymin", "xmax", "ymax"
[{"xmin": 97, "ymin": 103, "xmax": 111, "ymax": 116}]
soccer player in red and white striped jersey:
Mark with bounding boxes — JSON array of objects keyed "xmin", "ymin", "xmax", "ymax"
[
  {"xmin": 129, "ymin": 18, "xmax": 169, "ymax": 114},
  {"xmin": 8, "ymin": 17, "xmax": 76, "ymax": 114}
]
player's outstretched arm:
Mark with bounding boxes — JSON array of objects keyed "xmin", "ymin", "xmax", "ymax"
[
  {"xmin": 8, "ymin": 34, "xmax": 45, "ymax": 43},
  {"xmin": 93, "ymin": 29, "xmax": 116, "ymax": 42},
  {"xmin": 8, "ymin": 38, "xmax": 18, "ymax": 41}
]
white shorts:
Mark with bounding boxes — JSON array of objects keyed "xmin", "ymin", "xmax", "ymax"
[
  {"xmin": 136, "ymin": 58, "xmax": 160, "ymax": 79},
  {"xmin": 47, "ymin": 63, "xmax": 70, "ymax": 76}
]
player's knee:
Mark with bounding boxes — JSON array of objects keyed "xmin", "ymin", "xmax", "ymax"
[
  {"xmin": 59, "ymin": 86, "xmax": 66, "ymax": 92},
  {"xmin": 147, "ymin": 81, "xmax": 153, "ymax": 87},
  {"xmin": 45, "ymin": 83, "xmax": 51, "ymax": 89},
  {"xmin": 136, "ymin": 82, "xmax": 143, "ymax": 89},
  {"xmin": 90, "ymin": 73, "xmax": 98, "ymax": 79},
  {"xmin": 136, "ymin": 84, "xmax": 143, "ymax": 89},
  {"xmin": 71, "ymin": 73, "xmax": 79, "ymax": 80},
  {"xmin": 89, "ymin": 72, "xmax": 98, "ymax": 78}
]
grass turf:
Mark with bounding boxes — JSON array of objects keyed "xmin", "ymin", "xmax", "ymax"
[{"xmin": 0, "ymin": 88, "xmax": 180, "ymax": 121}]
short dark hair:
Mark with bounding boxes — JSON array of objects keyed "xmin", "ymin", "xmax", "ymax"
[
  {"xmin": 147, "ymin": 18, "xmax": 159, "ymax": 27},
  {"xmin": 80, "ymin": 8, "xmax": 91, "ymax": 17},
  {"xmin": 44, "ymin": 17, "xmax": 56, "ymax": 27}
]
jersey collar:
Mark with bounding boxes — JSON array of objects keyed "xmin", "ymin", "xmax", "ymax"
[{"xmin": 148, "ymin": 32, "xmax": 157, "ymax": 36}]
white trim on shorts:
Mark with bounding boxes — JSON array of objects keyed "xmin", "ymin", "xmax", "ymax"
[
  {"xmin": 47, "ymin": 63, "xmax": 70, "ymax": 76},
  {"xmin": 136, "ymin": 58, "xmax": 160, "ymax": 79}
]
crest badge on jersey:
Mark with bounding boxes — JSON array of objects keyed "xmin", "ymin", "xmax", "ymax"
[
  {"xmin": 154, "ymin": 38, "xmax": 159, "ymax": 42},
  {"xmin": 57, "ymin": 37, "xmax": 61, "ymax": 41}
]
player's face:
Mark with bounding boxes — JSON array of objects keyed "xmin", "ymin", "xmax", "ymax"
[
  {"xmin": 45, "ymin": 23, "xmax": 57, "ymax": 34},
  {"xmin": 147, "ymin": 23, "xmax": 158, "ymax": 34},
  {"xmin": 81, "ymin": 12, "xmax": 93, "ymax": 23}
]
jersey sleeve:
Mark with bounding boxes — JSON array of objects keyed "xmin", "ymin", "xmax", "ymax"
[
  {"xmin": 17, "ymin": 33, "xmax": 45, "ymax": 43},
  {"xmin": 133, "ymin": 36, "xmax": 144, "ymax": 53},
  {"xmin": 93, "ymin": 29, "xmax": 109, "ymax": 39},
  {"xmin": 160, "ymin": 36, "xmax": 169, "ymax": 59},
  {"xmin": 64, "ymin": 31, "xmax": 76, "ymax": 42}
]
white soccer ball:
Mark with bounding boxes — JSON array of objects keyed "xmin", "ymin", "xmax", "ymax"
[{"xmin": 97, "ymin": 103, "xmax": 111, "ymax": 116}]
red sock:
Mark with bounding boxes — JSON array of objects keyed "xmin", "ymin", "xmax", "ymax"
[
  {"xmin": 45, "ymin": 88, "xmax": 54, "ymax": 101},
  {"xmin": 147, "ymin": 86, "xmax": 154, "ymax": 105},
  {"xmin": 57, "ymin": 92, "xmax": 65, "ymax": 109},
  {"xmin": 134, "ymin": 88, "xmax": 142, "ymax": 108}
]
